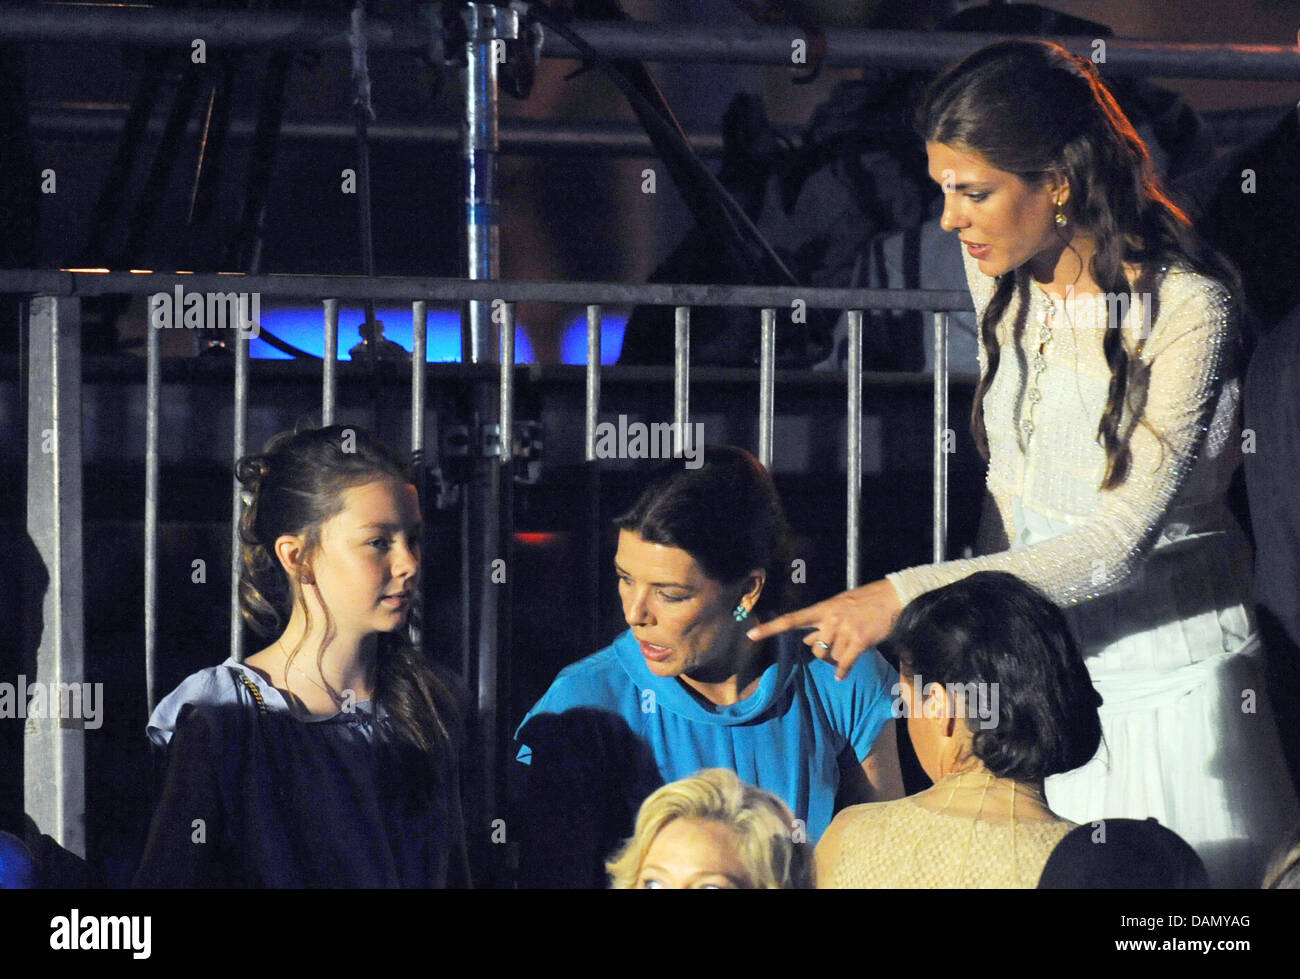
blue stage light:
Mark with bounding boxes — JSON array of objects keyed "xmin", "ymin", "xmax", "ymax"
[
  {"xmin": 249, "ymin": 304, "xmax": 535, "ymax": 363},
  {"xmin": 559, "ymin": 310, "xmax": 628, "ymax": 365}
]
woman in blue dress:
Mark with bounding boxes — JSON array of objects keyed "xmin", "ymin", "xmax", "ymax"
[
  {"xmin": 514, "ymin": 445, "xmax": 902, "ymax": 887},
  {"xmin": 134, "ymin": 425, "xmax": 468, "ymax": 888}
]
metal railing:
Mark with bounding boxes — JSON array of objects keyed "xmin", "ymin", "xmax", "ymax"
[{"xmin": 11, "ymin": 267, "xmax": 970, "ymax": 862}]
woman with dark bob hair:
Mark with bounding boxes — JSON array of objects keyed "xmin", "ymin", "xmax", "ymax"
[
  {"xmin": 750, "ymin": 39, "xmax": 1298, "ymax": 887},
  {"xmin": 515, "ymin": 446, "xmax": 902, "ymax": 887},
  {"xmin": 817, "ymin": 571, "xmax": 1100, "ymax": 888}
]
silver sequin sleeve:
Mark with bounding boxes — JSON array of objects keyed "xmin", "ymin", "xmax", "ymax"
[{"xmin": 887, "ymin": 245, "xmax": 1239, "ymax": 609}]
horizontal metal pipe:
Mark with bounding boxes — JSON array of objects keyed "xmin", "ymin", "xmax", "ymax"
[
  {"xmin": 556, "ymin": 25, "xmax": 1300, "ymax": 81},
  {"xmin": 3, "ymin": 9, "xmax": 1297, "ymax": 80},
  {"xmin": 29, "ymin": 111, "xmax": 735, "ymax": 157},
  {"xmin": 74, "ymin": 357, "xmax": 976, "ymax": 394},
  {"xmin": 0, "ymin": 269, "xmax": 974, "ymax": 313}
]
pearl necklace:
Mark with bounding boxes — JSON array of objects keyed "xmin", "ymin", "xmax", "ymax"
[{"xmin": 1020, "ymin": 289, "xmax": 1060, "ymax": 442}]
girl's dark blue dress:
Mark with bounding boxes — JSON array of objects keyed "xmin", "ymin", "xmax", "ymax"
[{"xmin": 133, "ymin": 658, "xmax": 466, "ymax": 888}]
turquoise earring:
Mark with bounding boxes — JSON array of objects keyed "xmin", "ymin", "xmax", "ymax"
[{"xmin": 733, "ymin": 604, "xmax": 750, "ymax": 623}]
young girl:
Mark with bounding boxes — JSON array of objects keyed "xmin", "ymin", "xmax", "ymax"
[{"xmin": 133, "ymin": 425, "xmax": 468, "ymax": 887}]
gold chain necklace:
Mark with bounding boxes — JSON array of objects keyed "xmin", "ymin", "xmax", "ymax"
[{"xmin": 276, "ymin": 639, "xmax": 344, "ymax": 705}]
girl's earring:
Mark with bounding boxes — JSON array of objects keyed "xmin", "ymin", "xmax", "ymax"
[
  {"xmin": 1054, "ymin": 200, "xmax": 1068, "ymax": 228},
  {"xmin": 732, "ymin": 604, "xmax": 750, "ymax": 623}
]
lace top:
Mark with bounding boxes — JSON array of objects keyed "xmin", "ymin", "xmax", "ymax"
[
  {"xmin": 887, "ymin": 245, "xmax": 1242, "ymax": 608},
  {"xmin": 819, "ymin": 794, "xmax": 1075, "ymax": 888}
]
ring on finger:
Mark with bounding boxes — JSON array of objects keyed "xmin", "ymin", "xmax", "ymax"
[{"xmin": 815, "ymin": 640, "xmax": 831, "ymax": 650}]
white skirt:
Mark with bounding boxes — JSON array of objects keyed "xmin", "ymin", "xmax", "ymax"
[{"xmin": 1034, "ymin": 503, "xmax": 1300, "ymax": 888}]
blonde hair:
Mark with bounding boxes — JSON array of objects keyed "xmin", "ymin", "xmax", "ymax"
[{"xmin": 606, "ymin": 769, "xmax": 814, "ymax": 889}]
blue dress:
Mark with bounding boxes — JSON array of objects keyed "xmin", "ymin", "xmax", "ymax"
[
  {"xmin": 133, "ymin": 659, "xmax": 466, "ymax": 888},
  {"xmin": 516, "ymin": 629, "xmax": 898, "ymax": 845}
]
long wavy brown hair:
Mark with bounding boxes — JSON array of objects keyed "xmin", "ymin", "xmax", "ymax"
[
  {"xmin": 916, "ymin": 39, "xmax": 1243, "ymax": 488},
  {"xmin": 237, "ymin": 424, "xmax": 454, "ymax": 761}
]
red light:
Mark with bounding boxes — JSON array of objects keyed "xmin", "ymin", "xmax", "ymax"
[{"xmin": 514, "ymin": 532, "xmax": 560, "ymax": 546}]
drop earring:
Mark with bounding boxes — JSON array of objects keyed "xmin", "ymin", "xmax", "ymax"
[{"xmin": 1054, "ymin": 199, "xmax": 1068, "ymax": 228}]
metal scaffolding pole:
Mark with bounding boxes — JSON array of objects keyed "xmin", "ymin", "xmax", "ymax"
[{"xmin": 462, "ymin": 2, "xmax": 517, "ymax": 874}]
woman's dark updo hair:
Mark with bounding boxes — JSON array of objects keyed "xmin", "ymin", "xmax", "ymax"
[
  {"xmin": 915, "ymin": 39, "xmax": 1243, "ymax": 490},
  {"xmin": 885, "ymin": 571, "xmax": 1102, "ymax": 781},
  {"xmin": 237, "ymin": 424, "xmax": 453, "ymax": 760},
  {"xmin": 612, "ymin": 446, "xmax": 793, "ymax": 619}
]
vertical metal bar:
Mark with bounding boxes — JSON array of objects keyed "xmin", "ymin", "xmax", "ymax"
[
  {"xmin": 144, "ymin": 293, "xmax": 161, "ymax": 713},
  {"xmin": 499, "ymin": 303, "xmax": 514, "ymax": 463},
  {"xmin": 846, "ymin": 310, "xmax": 863, "ymax": 590},
  {"xmin": 463, "ymin": 4, "xmax": 518, "ymax": 881},
  {"xmin": 410, "ymin": 300, "xmax": 428, "ymax": 649},
  {"xmin": 584, "ymin": 304, "xmax": 602, "ymax": 655},
  {"xmin": 585, "ymin": 305, "xmax": 601, "ymax": 462},
  {"xmin": 462, "ymin": 2, "xmax": 515, "ymax": 365},
  {"xmin": 23, "ymin": 296, "xmax": 86, "ymax": 856},
  {"xmin": 493, "ymin": 302, "xmax": 516, "ymax": 863},
  {"xmin": 230, "ymin": 324, "xmax": 250, "ymax": 662},
  {"xmin": 412, "ymin": 300, "xmax": 427, "ymax": 455},
  {"xmin": 322, "ymin": 298, "xmax": 338, "ymax": 426},
  {"xmin": 758, "ymin": 308, "xmax": 775, "ymax": 470},
  {"xmin": 932, "ymin": 311, "xmax": 950, "ymax": 564},
  {"xmin": 673, "ymin": 306, "xmax": 689, "ymax": 435}
]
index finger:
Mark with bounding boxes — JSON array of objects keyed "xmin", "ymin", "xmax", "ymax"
[{"xmin": 746, "ymin": 604, "xmax": 822, "ymax": 643}]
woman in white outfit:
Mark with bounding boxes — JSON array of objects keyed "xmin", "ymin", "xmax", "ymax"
[{"xmin": 748, "ymin": 39, "xmax": 1298, "ymax": 888}]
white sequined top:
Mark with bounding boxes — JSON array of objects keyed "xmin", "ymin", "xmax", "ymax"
[{"xmin": 887, "ymin": 245, "xmax": 1243, "ymax": 610}]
